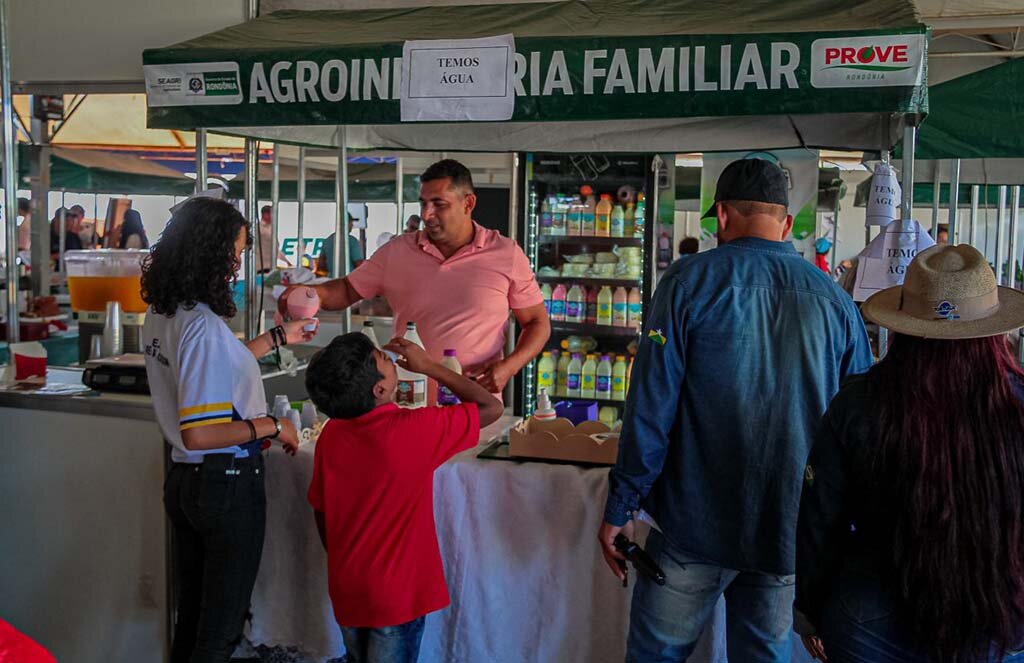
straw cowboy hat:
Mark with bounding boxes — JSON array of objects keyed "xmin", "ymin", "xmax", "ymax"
[{"xmin": 862, "ymin": 244, "xmax": 1024, "ymax": 339}]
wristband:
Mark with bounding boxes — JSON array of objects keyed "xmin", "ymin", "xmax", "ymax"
[{"xmin": 244, "ymin": 419, "xmax": 257, "ymax": 442}]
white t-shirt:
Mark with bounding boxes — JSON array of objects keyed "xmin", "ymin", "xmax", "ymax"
[{"xmin": 143, "ymin": 303, "xmax": 268, "ymax": 463}]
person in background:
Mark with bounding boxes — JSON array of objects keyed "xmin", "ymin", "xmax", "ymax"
[
  {"xmin": 257, "ymin": 205, "xmax": 292, "ymax": 273},
  {"xmin": 305, "ymin": 333, "xmax": 502, "ymax": 663},
  {"xmin": 16, "ymin": 197, "xmax": 31, "ymax": 251},
  {"xmin": 286, "ymin": 159, "xmax": 549, "ymax": 399},
  {"xmin": 796, "ymin": 244, "xmax": 1024, "ymax": 663},
  {"xmin": 317, "ymin": 214, "xmax": 364, "ymax": 276},
  {"xmin": 119, "ymin": 209, "xmax": 149, "ymax": 249},
  {"xmin": 936, "ymin": 223, "xmax": 949, "ymax": 245},
  {"xmin": 814, "ymin": 237, "xmax": 833, "ymax": 274},
  {"xmin": 141, "ymin": 198, "xmax": 314, "ymax": 662},
  {"xmin": 599, "ymin": 159, "xmax": 872, "ymax": 662},
  {"xmin": 50, "ymin": 207, "xmax": 83, "ymax": 272},
  {"xmin": 404, "ymin": 214, "xmax": 422, "ymax": 234},
  {"xmin": 70, "ymin": 205, "xmax": 98, "ymax": 248},
  {"xmin": 677, "ymin": 236, "xmax": 698, "ymax": 259}
]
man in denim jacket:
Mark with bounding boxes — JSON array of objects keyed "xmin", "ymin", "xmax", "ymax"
[{"xmin": 598, "ymin": 158, "xmax": 872, "ymax": 662}]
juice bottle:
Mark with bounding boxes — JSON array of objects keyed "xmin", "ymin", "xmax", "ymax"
[
  {"xmin": 550, "ymin": 283, "xmax": 567, "ymax": 322},
  {"xmin": 551, "ymin": 195, "xmax": 567, "ymax": 236},
  {"xmin": 625, "ymin": 202, "xmax": 636, "ymax": 237},
  {"xmin": 612, "ymin": 287, "xmax": 628, "ymax": 327},
  {"xmin": 556, "ymin": 350, "xmax": 570, "ymax": 397},
  {"xmin": 539, "ymin": 197, "xmax": 553, "ymax": 235},
  {"xmin": 581, "ymin": 354, "xmax": 597, "ymax": 399},
  {"xmin": 537, "ymin": 351, "xmax": 556, "ymax": 394},
  {"xmin": 610, "ymin": 204, "xmax": 625, "ymax": 238},
  {"xmin": 540, "ymin": 282, "xmax": 552, "ymax": 315},
  {"xmin": 612, "ymin": 355, "xmax": 628, "ymax": 401},
  {"xmin": 596, "ymin": 354, "xmax": 613, "ymax": 400},
  {"xmin": 360, "ymin": 319, "xmax": 380, "ymax": 349},
  {"xmin": 438, "ymin": 349, "xmax": 462, "ymax": 406},
  {"xmin": 581, "ymin": 185, "xmax": 597, "ymax": 236},
  {"xmin": 567, "ymin": 196, "xmax": 584, "ymax": 236},
  {"xmin": 566, "ymin": 353, "xmax": 583, "ymax": 398},
  {"xmin": 597, "ymin": 286, "xmax": 613, "ymax": 326},
  {"xmin": 634, "ymin": 193, "xmax": 646, "ymax": 238},
  {"xmin": 627, "ymin": 288, "xmax": 642, "ymax": 329},
  {"xmin": 595, "ymin": 194, "xmax": 612, "ymax": 237},
  {"xmin": 566, "ymin": 284, "xmax": 585, "ymax": 323},
  {"xmin": 396, "ymin": 322, "xmax": 427, "ymax": 409},
  {"xmin": 585, "ymin": 286, "xmax": 599, "ymax": 325}
]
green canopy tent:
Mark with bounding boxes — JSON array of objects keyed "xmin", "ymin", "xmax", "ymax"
[
  {"xmin": 15, "ymin": 144, "xmax": 195, "ymax": 196},
  {"xmin": 226, "ymin": 160, "xmax": 419, "ymax": 201}
]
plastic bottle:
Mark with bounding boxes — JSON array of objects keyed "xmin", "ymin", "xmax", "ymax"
[
  {"xmin": 627, "ymin": 288, "xmax": 642, "ymax": 329},
  {"xmin": 626, "ymin": 356, "xmax": 634, "ymax": 397},
  {"xmin": 595, "ymin": 194, "xmax": 612, "ymax": 237},
  {"xmin": 567, "ymin": 196, "xmax": 584, "ymax": 236},
  {"xmin": 581, "ymin": 186, "xmax": 597, "ymax": 236},
  {"xmin": 581, "ymin": 354, "xmax": 598, "ymax": 399},
  {"xmin": 566, "ymin": 353, "xmax": 583, "ymax": 398},
  {"xmin": 560, "ymin": 335, "xmax": 597, "ymax": 354},
  {"xmin": 612, "ymin": 287, "xmax": 628, "ymax": 327},
  {"xmin": 634, "ymin": 193, "xmax": 646, "ymax": 238},
  {"xmin": 550, "ymin": 283, "xmax": 567, "ymax": 322},
  {"xmin": 533, "ymin": 389, "xmax": 557, "ymax": 421},
  {"xmin": 610, "ymin": 204, "xmax": 626, "ymax": 238},
  {"xmin": 612, "ymin": 355, "xmax": 628, "ymax": 401},
  {"xmin": 438, "ymin": 349, "xmax": 462, "ymax": 406},
  {"xmin": 540, "ymin": 283, "xmax": 552, "ymax": 315},
  {"xmin": 657, "ymin": 230, "xmax": 672, "ymax": 269},
  {"xmin": 585, "ymin": 286, "xmax": 599, "ymax": 325},
  {"xmin": 598, "ymin": 406, "xmax": 618, "ymax": 428},
  {"xmin": 566, "ymin": 284, "xmax": 585, "ymax": 323},
  {"xmin": 539, "ymin": 197, "xmax": 553, "ymax": 235},
  {"xmin": 596, "ymin": 354, "xmax": 613, "ymax": 400},
  {"xmin": 556, "ymin": 351, "xmax": 571, "ymax": 397},
  {"xmin": 396, "ymin": 322, "xmax": 427, "ymax": 408},
  {"xmin": 360, "ymin": 319, "xmax": 381, "ymax": 349},
  {"xmin": 551, "ymin": 195, "xmax": 567, "ymax": 236},
  {"xmin": 624, "ymin": 202, "xmax": 636, "ymax": 237},
  {"xmin": 597, "ymin": 286, "xmax": 614, "ymax": 326},
  {"xmin": 537, "ymin": 351, "xmax": 556, "ymax": 394}
]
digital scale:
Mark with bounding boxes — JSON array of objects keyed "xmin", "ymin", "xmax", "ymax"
[{"xmin": 82, "ymin": 353, "xmax": 150, "ymax": 394}]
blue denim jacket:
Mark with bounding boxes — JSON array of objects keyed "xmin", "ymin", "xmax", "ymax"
[{"xmin": 604, "ymin": 237, "xmax": 872, "ymax": 575}]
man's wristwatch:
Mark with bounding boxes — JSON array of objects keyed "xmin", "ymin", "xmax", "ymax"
[{"xmin": 268, "ymin": 415, "xmax": 282, "ymax": 439}]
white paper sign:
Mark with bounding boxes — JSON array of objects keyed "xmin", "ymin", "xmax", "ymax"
[
  {"xmin": 853, "ymin": 218, "xmax": 935, "ymax": 302},
  {"xmin": 865, "ymin": 163, "xmax": 901, "ymax": 227},
  {"xmin": 401, "ymin": 34, "xmax": 515, "ymax": 122}
]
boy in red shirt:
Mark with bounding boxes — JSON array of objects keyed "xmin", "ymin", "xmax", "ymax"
[{"xmin": 304, "ymin": 332, "xmax": 502, "ymax": 663}]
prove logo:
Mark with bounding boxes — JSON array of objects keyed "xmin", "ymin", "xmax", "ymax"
[{"xmin": 811, "ymin": 34, "xmax": 925, "ymax": 88}]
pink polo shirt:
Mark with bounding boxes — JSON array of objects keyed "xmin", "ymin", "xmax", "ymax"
[{"xmin": 347, "ymin": 222, "xmax": 543, "ymax": 378}]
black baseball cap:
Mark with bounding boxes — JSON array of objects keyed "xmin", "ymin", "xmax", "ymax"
[{"xmin": 701, "ymin": 158, "xmax": 789, "ymax": 219}]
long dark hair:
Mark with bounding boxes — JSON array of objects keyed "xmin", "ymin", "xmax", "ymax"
[
  {"xmin": 871, "ymin": 333, "xmax": 1024, "ymax": 661},
  {"xmin": 140, "ymin": 198, "xmax": 249, "ymax": 318},
  {"xmin": 119, "ymin": 209, "xmax": 150, "ymax": 249}
]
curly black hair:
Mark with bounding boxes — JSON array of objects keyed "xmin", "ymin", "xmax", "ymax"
[{"xmin": 140, "ymin": 198, "xmax": 251, "ymax": 318}]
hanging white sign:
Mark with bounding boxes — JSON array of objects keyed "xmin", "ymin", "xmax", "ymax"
[
  {"xmin": 853, "ymin": 218, "xmax": 935, "ymax": 302},
  {"xmin": 401, "ymin": 34, "xmax": 516, "ymax": 122},
  {"xmin": 865, "ymin": 163, "xmax": 901, "ymax": 227}
]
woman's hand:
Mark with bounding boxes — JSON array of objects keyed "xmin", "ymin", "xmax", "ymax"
[
  {"xmin": 801, "ymin": 635, "xmax": 827, "ymax": 661},
  {"xmin": 276, "ymin": 418, "xmax": 300, "ymax": 456},
  {"xmin": 281, "ymin": 318, "xmax": 318, "ymax": 345}
]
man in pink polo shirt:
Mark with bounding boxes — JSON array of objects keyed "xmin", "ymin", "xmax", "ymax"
[{"xmin": 284, "ymin": 159, "xmax": 550, "ymax": 399}]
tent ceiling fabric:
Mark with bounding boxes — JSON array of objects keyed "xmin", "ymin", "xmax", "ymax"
[{"xmin": 51, "ymin": 146, "xmax": 191, "ymax": 180}]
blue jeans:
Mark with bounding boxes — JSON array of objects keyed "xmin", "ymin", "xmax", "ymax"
[
  {"xmin": 341, "ymin": 616, "xmax": 425, "ymax": 663},
  {"xmin": 626, "ymin": 529, "xmax": 795, "ymax": 663},
  {"xmin": 820, "ymin": 569, "xmax": 1024, "ymax": 663}
]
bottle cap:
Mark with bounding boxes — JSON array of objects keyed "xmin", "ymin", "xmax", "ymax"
[
  {"xmin": 363, "ymin": 320, "xmax": 374, "ymax": 327},
  {"xmin": 443, "ymin": 349, "xmax": 457, "ymax": 357},
  {"xmin": 406, "ymin": 321, "xmax": 416, "ymax": 329}
]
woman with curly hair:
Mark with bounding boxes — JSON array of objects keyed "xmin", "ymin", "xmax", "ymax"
[
  {"xmin": 140, "ymin": 198, "xmax": 317, "ymax": 662},
  {"xmin": 797, "ymin": 244, "xmax": 1024, "ymax": 663}
]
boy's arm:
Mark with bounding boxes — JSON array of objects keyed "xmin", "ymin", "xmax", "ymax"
[
  {"xmin": 313, "ymin": 510, "xmax": 327, "ymax": 551},
  {"xmin": 385, "ymin": 338, "xmax": 503, "ymax": 427}
]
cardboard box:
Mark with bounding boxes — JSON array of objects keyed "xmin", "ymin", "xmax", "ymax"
[{"xmin": 508, "ymin": 417, "xmax": 620, "ymax": 465}]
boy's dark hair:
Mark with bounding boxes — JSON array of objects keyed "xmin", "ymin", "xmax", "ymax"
[
  {"xmin": 678, "ymin": 237, "xmax": 699, "ymax": 255},
  {"xmin": 305, "ymin": 333, "xmax": 383, "ymax": 419},
  {"xmin": 420, "ymin": 159, "xmax": 474, "ymax": 194},
  {"xmin": 17, "ymin": 198, "xmax": 30, "ymax": 214}
]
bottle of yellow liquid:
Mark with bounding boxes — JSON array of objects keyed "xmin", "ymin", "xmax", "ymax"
[
  {"xmin": 612, "ymin": 355, "xmax": 628, "ymax": 401},
  {"xmin": 581, "ymin": 354, "xmax": 597, "ymax": 399},
  {"xmin": 595, "ymin": 194, "xmax": 613, "ymax": 237},
  {"xmin": 556, "ymin": 350, "xmax": 571, "ymax": 397},
  {"xmin": 597, "ymin": 286, "xmax": 614, "ymax": 326},
  {"xmin": 537, "ymin": 351, "xmax": 555, "ymax": 394}
]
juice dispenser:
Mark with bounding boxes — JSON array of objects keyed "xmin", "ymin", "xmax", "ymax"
[{"xmin": 63, "ymin": 249, "xmax": 148, "ymax": 361}]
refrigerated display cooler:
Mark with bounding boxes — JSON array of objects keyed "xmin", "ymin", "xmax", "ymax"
[{"xmin": 515, "ymin": 153, "xmax": 659, "ymax": 420}]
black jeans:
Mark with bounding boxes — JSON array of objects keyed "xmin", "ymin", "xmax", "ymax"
[{"xmin": 164, "ymin": 453, "xmax": 266, "ymax": 663}]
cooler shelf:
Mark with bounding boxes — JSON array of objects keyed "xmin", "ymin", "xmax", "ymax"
[
  {"xmin": 550, "ymin": 322, "xmax": 640, "ymax": 337},
  {"xmin": 537, "ymin": 236, "xmax": 643, "ymax": 247},
  {"xmin": 537, "ymin": 276, "xmax": 642, "ymax": 288}
]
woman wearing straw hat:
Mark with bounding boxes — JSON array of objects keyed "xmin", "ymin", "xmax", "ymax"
[{"xmin": 795, "ymin": 244, "xmax": 1024, "ymax": 663}]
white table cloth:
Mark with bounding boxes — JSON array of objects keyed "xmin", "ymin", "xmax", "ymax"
[{"xmin": 247, "ymin": 417, "xmax": 812, "ymax": 663}]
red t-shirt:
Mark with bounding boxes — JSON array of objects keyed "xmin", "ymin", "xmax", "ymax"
[{"xmin": 308, "ymin": 402, "xmax": 480, "ymax": 628}]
